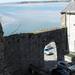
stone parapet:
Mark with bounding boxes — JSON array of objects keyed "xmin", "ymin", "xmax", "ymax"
[{"xmin": 3, "ymin": 26, "xmax": 67, "ymax": 75}]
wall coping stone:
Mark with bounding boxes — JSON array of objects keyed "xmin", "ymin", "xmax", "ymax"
[{"xmin": 4, "ymin": 26, "xmax": 67, "ymax": 37}]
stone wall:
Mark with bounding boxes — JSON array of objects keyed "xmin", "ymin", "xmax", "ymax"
[
  {"xmin": 0, "ymin": 23, "xmax": 5, "ymax": 74},
  {"xmin": 61, "ymin": 13, "xmax": 66, "ymax": 26},
  {"xmin": 3, "ymin": 26, "xmax": 67, "ymax": 75},
  {"xmin": 0, "ymin": 23, "xmax": 4, "ymax": 68}
]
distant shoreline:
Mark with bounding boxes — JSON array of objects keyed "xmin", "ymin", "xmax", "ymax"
[
  {"xmin": 0, "ymin": 2, "xmax": 69, "ymax": 25},
  {"xmin": 0, "ymin": 14, "xmax": 16, "ymax": 25},
  {"xmin": 0, "ymin": 2, "xmax": 69, "ymax": 6}
]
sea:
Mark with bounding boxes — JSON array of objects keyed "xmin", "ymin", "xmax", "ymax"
[{"xmin": 0, "ymin": 4, "xmax": 68, "ymax": 36}]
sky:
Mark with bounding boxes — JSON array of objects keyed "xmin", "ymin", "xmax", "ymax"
[{"xmin": 0, "ymin": 0, "xmax": 52, "ymax": 3}]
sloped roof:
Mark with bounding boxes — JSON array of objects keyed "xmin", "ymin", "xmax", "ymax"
[{"xmin": 61, "ymin": 1, "xmax": 75, "ymax": 13}]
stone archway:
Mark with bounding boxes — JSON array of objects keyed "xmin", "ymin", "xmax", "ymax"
[
  {"xmin": 44, "ymin": 41, "xmax": 58, "ymax": 69},
  {"xmin": 3, "ymin": 26, "xmax": 67, "ymax": 75},
  {"xmin": 44, "ymin": 41, "xmax": 57, "ymax": 60}
]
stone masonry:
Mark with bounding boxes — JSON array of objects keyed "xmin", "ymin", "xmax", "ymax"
[
  {"xmin": 3, "ymin": 26, "xmax": 67, "ymax": 75},
  {"xmin": 0, "ymin": 23, "xmax": 4, "ymax": 68},
  {"xmin": 0, "ymin": 23, "xmax": 4, "ymax": 74},
  {"xmin": 61, "ymin": 13, "xmax": 67, "ymax": 26}
]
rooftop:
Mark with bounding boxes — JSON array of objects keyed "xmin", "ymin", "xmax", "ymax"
[{"xmin": 61, "ymin": 1, "xmax": 75, "ymax": 13}]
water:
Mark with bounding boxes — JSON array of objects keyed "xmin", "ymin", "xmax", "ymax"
[{"xmin": 0, "ymin": 4, "xmax": 67, "ymax": 36}]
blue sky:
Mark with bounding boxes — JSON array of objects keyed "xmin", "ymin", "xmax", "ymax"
[{"xmin": 0, "ymin": 0, "xmax": 52, "ymax": 3}]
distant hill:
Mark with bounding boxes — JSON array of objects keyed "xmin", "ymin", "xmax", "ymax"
[
  {"xmin": 14, "ymin": 0, "xmax": 70, "ymax": 4},
  {"xmin": 0, "ymin": 0, "xmax": 71, "ymax": 5},
  {"xmin": 18, "ymin": 0, "xmax": 71, "ymax": 3}
]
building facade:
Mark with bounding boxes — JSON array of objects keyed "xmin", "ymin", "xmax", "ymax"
[{"xmin": 61, "ymin": 0, "xmax": 75, "ymax": 53}]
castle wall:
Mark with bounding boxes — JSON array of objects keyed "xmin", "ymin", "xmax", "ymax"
[{"xmin": 3, "ymin": 26, "xmax": 67, "ymax": 75}]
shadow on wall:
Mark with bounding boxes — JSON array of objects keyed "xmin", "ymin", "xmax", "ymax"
[{"xmin": 66, "ymin": 28, "xmax": 69, "ymax": 54}]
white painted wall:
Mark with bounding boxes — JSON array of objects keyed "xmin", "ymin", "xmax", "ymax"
[{"xmin": 67, "ymin": 13, "xmax": 75, "ymax": 52}]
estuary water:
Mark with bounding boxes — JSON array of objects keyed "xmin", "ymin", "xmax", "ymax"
[{"xmin": 0, "ymin": 4, "xmax": 67, "ymax": 36}]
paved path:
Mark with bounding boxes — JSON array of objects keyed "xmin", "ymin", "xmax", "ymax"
[
  {"xmin": 44, "ymin": 54, "xmax": 58, "ymax": 69},
  {"xmin": 44, "ymin": 54, "xmax": 75, "ymax": 75}
]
